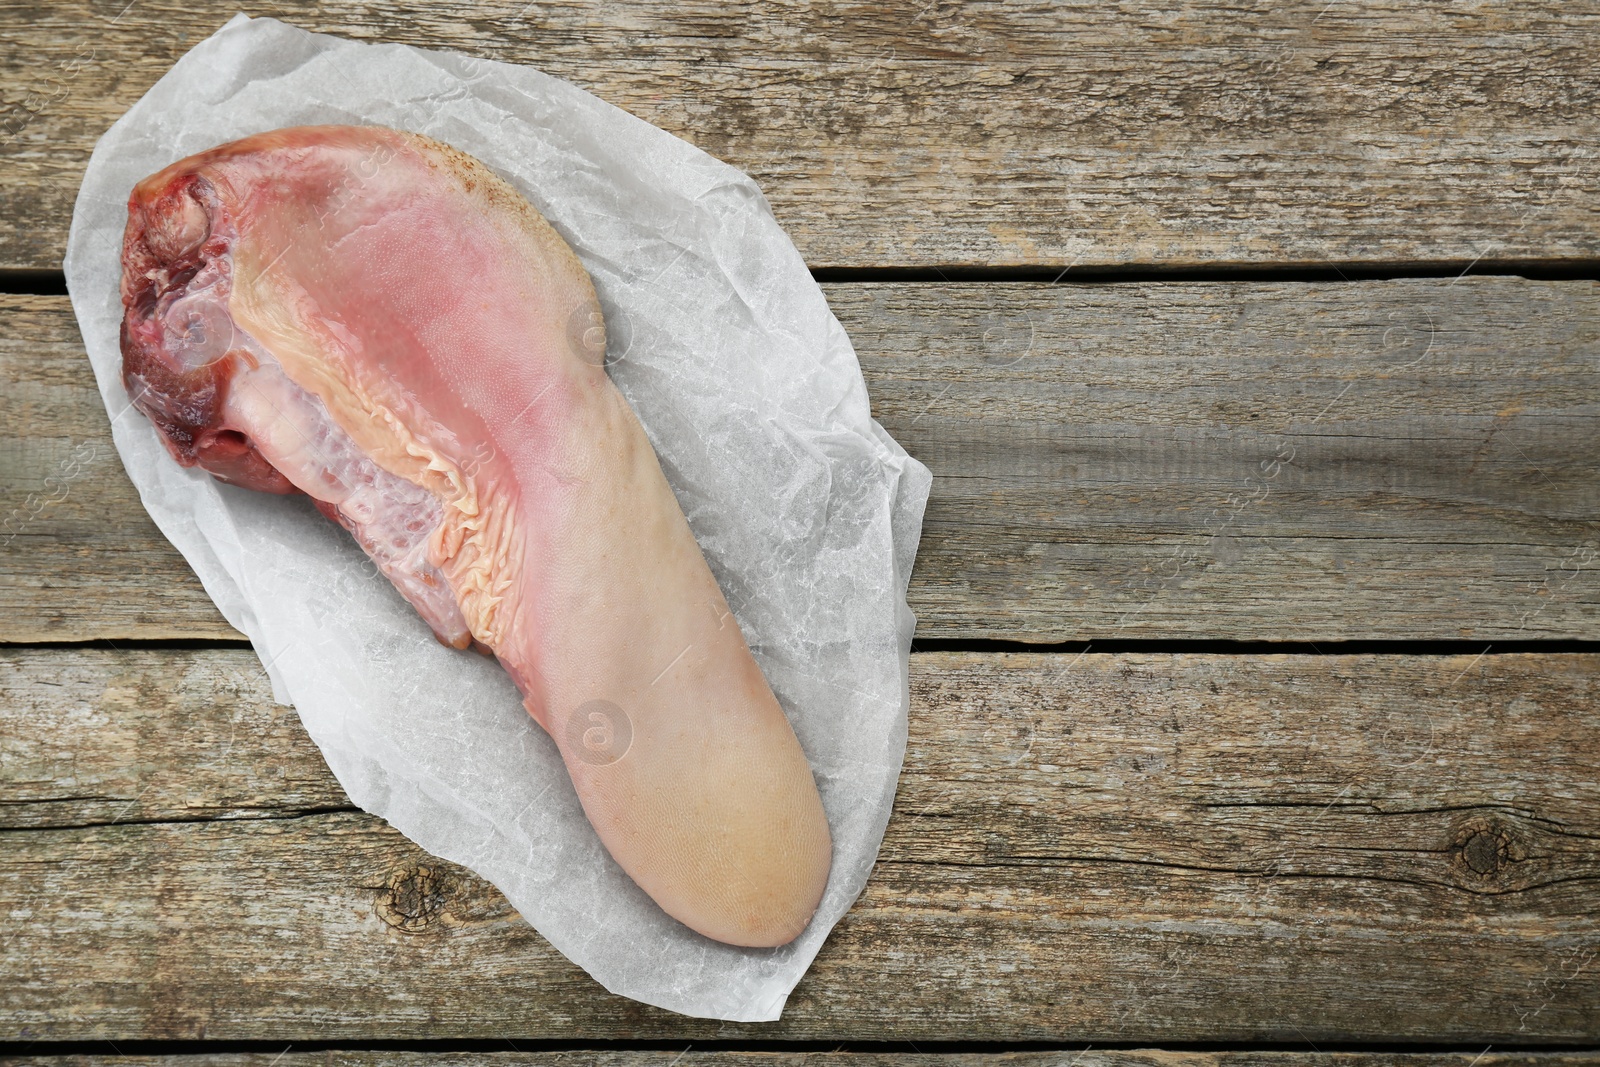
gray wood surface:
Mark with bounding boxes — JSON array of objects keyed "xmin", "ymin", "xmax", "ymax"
[
  {"xmin": 6, "ymin": 0, "xmax": 1599, "ymax": 1056},
  {"xmin": 2, "ymin": 1, "xmax": 1599, "ymax": 272},
  {"xmin": 4, "ymin": 647, "xmax": 1596, "ymax": 1041},
  {"xmin": 5, "ymin": 278, "xmax": 1597, "ymax": 642}
]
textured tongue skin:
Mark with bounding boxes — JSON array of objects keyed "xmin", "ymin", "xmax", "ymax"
[{"xmin": 119, "ymin": 125, "xmax": 832, "ymax": 948}]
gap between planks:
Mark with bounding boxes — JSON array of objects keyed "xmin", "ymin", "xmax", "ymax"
[{"xmin": 4, "ymin": 1050, "xmax": 1600, "ymax": 1067}]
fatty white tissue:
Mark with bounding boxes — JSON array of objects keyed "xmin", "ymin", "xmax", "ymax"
[{"xmin": 63, "ymin": 14, "xmax": 930, "ymax": 1022}]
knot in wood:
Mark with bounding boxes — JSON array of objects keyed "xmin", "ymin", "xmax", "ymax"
[
  {"xmin": 375, "ymin": 865, "xmax": 452, "ymax": 932},
  {"xmin": 1461, "ymin": 830, "xmax": 1502, "ymax": 874},
  {"xmin": 1451, "ymin": 818, "xmax": 1519, "ymax": 880}
]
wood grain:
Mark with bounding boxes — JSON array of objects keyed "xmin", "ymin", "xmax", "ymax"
[
  {"xmin": 3, "ymin": 647, "xmax": 1597, "ymax": 1041},
  {"xmin": 5, "ymin": 278, "xmax": 1597, "ymax": 642},
  {"xmin": 2, "ymin": 1, "xmax": 1599, "ymax": 272}
]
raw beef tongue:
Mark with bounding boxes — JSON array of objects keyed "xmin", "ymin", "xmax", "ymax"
[{"xmin": 119, "ymin": 124, "xmax": 833, "ymax": 948}]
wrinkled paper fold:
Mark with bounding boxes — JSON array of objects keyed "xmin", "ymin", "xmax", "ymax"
[{"xmin": 64, "ymin": 13, "xmax": 931, "ymax": 1021}]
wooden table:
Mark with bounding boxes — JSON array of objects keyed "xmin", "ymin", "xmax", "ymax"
[{"xmin": 3, "ymin": 3, "xmax": 1598, "ymax": 1065}]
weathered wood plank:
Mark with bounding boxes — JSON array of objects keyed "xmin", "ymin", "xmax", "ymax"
[
  {"xmin": 5, "ymin": 278, "xmax": 1597, "ymax": 642},
  {"xmin": 2, "ymin": 1, "xmax": 1599, "ymax": 271},
  {"xmin": 865, "ymin": 277, "xmax": 1600, "ymax": 640},
  {"xmin": 0, "ymin": 648, "xmax": 342, "ymax": 827},
  {"xmin": 6, "ymin": 1055, "xmax": 1600, "ymax": 1067},
  {"xmin": 3, "ymin": 647, "xmax": 1597, "ymax": 1041}
]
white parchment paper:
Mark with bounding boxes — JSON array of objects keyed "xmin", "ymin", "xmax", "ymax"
[{"xmin": 63, "ymin": 14, "xmax": 931, "ymax": 1022}]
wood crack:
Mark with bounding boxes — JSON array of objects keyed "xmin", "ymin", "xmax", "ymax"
[{"xmin": 0, "ymin": 805, "xmax": 362, "ymax": 834}]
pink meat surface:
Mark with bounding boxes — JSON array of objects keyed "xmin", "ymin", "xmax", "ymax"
[{"xmin": 119, "ymin": 125, "xmax": 832, "ymax": 947}]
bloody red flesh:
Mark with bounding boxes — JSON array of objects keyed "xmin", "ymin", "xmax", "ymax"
[{"xmin": 120, "ymin": 174, "xmax": 294, "ymax": 494}]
